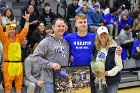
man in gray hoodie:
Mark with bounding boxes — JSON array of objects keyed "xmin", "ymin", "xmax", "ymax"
[{"xmin": 32, "ymin": 18, "xmax": 70, "ymax": 93}]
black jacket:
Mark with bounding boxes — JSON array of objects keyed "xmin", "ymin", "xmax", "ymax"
[
  {"xmin": 39, "ymin": 11, "xmax": 56, "ymax": 26},
  {"xmin": 30, "ymin": 29, "xmax": 46, "ymax": 48},
  {"xmin": 67, "ymin": 3, "xmax": 79, "ymax": 20}
]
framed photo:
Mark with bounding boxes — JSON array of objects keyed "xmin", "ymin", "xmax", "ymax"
[{"xmin": 53, "ymin": 65, "xmax": 92, "ymax": 93}]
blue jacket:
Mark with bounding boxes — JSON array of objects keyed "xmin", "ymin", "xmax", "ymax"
[
  {"xmin": 75, "ymin": 6, "xmax": 95, "ymax": 26},
  {"xmin": 91, "ymin": 11, "xmax": 104, "ymax": 26},
  {"xmin": 104, "ymin": 13, "xmax": 117, "ymax": 24},
  {"xmin": 118, "ymin": 17, "xmax": 133, "ymax": 31}
]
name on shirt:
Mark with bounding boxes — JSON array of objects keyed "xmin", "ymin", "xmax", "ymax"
[{"xmin": 73, "ymin": 41, "xmax": 92, "ymax": 49}]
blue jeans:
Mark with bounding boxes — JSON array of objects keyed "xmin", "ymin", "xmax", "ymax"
[
  {"xmin": 106, "ymin": 83, "xmax": 119, "ymax": 93},
  {"xmin": 44, "ymin": 82, "xmax": 54, "ymax": 93}
]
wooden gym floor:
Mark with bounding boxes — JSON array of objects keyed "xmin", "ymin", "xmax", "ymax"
[{"xmin": 118, "ymin": 87, "xmax": 140, "ymax": 93}]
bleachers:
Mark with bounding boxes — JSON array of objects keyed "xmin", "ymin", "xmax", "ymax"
[{"xmin": 119, "ymin": 59, "xmax": 140, "ymax": 88}]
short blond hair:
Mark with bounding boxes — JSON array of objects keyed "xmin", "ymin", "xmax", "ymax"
[{"xmin": 74, "ymin": 13, "xmax": 87, "ymax": 22}]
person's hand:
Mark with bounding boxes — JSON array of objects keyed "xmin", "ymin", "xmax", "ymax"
[
  {"xmin": 37, "ymin": 81, "xmax": 44, "ymax": 88},
  {"xmin": 130, "ymin": 38, "xmax": 134, "ymax": 42},
  {"xmin": 22, "ymin": 11, "xmax": 30, "ymax": 21},
  {"xmin": 52, "ymin": 63, "xmax": 61, "ymax": 70},
  {"xmin": 116, "ymin": 46, "xmax": 122, "ymax": 56},
  {"xmin": 33, "ymin": 20, "xmax": 38, "ymax": 24},
  {"xmin": 99, "ymin": 23, "xmax": 104, "ymax": 26},
  {"xmin": 114, "ymin": 22, "xmax": 117, "ymax": 25},
  {"xmin": 97, "ymin": 71, "xmax": 108, "ymax": 77}
]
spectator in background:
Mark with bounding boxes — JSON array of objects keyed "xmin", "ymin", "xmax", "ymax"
[
  {"xmin": 20, "ymin": 4, "xmax": 38, "ymax": 45},
  {"xmin": 67, "ymin": 0, "xmax": 79, "ymax": 20},
  {"xmin": 21, "ymin": 38, "xmax": 32, "ymax": 62},
  {"xmin": 30, "ymin": 21, "xmax": 46, "ymax": 49},
  {"xmin": 98, "ymin": 0, "xmax": 108, "ymax": 10},
  {"xmin": 67, "ymin": 0, "xmax": 79, "ymax": 32},
  {"xmin": 0, "ymin": 41, "xmax": 4, "ymax": 93},
  {"xmin": 0, "ymin": 12, "xmax": 30, "ymax": 93},
  {"xmin": 22, "ymin": 0, "xmax": 39, "ymax": 16},
  {"xmin": 118, "ymin": 11, "xmax": 133, "ymax": 32},
  {"xmin": 75, "ymin": 4, "xmax": 94, "ymax": 28},
  {"xmin": 131, "ymin": 31, "xmax": 140, "ymax": 60},
  {"xmin": 115, "ymin": 5, "xmax": 125, "ymax": 22},
  {"xmin": 1, "ymin": 8, "xmax": 16, "ymax": 29},
  {"xmin": 63, "ymin": 22, "xmax": 69, "ymax": 37},
  {"xmin": 45, "ymin": 25, "xmax": 53, "ymax": 36},
  {"xmin": 104, "ymin": 7, "xmax": 118, "ymax": 37},
  {"xmin": 98, "ymin": 0, "xmax": 109, "ymax": 15},
  {"xmin": 32, "ymin": 18, "xmax": 70, "ymax": 93},
  {"xmin": 90, "ymin": 2, "xmax": 105, "ymax": 32},
  {"xmin": 114, "ymin": 0, "xmax": 131, "ymax": 10},
  {"xmin": 0, "ymin": 0, "xmax": 8, "ymax": 14},
  {"xmin": 132, "ymin": 16, "xmax": 140, "ymax": 38},
  {"xmin": 128, "ymin": 4, "xmax": 139, "ymax": 20},
  {"xmin": 24, "ymin": 54, "xmax": 44, "ymax": 93},
  {"xmin": 39, "ymin": 2, "xmax": 56, "ymax": 28},
  {"xmin": 118, "ymin": 25, "xmax": 134, "ymax": 58}
]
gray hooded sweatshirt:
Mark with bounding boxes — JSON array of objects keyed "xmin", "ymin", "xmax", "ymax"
[
  {"xmin": 24, "ymin": 54, "xmax": 42, "ymax": 84},
  {"xmin": 32, "ymin": 34, "xmax": 70, "ymax": 83}
]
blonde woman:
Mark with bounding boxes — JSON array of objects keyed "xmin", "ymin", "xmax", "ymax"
[
  {"xmin": 91, "ymin": 26, "xmax": 123, "ymax": 93},
  {"xmin": 132, "ymin": 16, "xmax": 140, "ymax": 38}
]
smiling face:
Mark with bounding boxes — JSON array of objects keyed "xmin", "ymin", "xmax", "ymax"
[
  {"xmin": 52, "ymin": 19, "xmax": 65, "ymax": 39},
  {"xmin": 38, "ymin": 23, "xmax": 45, "ymax": 33},
  {"xmin": 75, "ymin": 18, "xmax": 88, "ymax": 32},
  {"xmin": 98, "ymin": 32, "xmax": 109, "ymax": 44},
  {"xmin": 6, "ymin": 10, "xmax": 12, "ymax": 17},
  {"xmin": 9, "ymin": 27, "xmax": 16, "ymax": 37}
]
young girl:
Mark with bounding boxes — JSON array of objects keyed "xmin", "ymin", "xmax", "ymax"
[{"xmin": 1, "ymin": 8, "xmax": 16, "ymax": 29}]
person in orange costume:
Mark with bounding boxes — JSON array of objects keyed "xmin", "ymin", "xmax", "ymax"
[{"xmin": 0, "ymin": 12, "xmax": 30, "ymax": 93}]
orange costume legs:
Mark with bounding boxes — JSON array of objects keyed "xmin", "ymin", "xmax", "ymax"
[{"xmin": 3, "ymin": 62, "xmax": 23, "ymax": 92}]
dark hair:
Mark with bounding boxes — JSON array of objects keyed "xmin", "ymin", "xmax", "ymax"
[
  {"xmin": 110, "ymin": 7, "xmax": 117, "ymax": 13},
  {"xmin": 46, "ymin": 25, "xmax": 52, "ymax": 30},
  {"xmin": 52, "ymin": 18, "xmax": 65, "ymax": 26},
  {"xmin": 44, "ymin": 2, "xmax": 50, "ymax": 7},
  {"xmin": 3, "ymin": 8, "xmax": 14, "ymax": 21},
  {"xmin": 37, "ymin": 21, "xmax": 46, "ymax": 27},
  {"xmin": 28, "ymin": 4, "xmax": 34, "ymax": 9},
  {"xmin": 123, "ymin": 25, "xmax": 131, "ymax": 31},
  {"xmin": 28, "ymin": 0, "xmax": 37, "ymax": 7}
]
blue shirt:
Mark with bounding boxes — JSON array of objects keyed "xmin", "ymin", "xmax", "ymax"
[
  {"xmin": 64, "ymin": 32, "xmax": 96, "ymax": 66},
  {"xmin": 132, "ymin": 39, "xmax": 140, "ymax": 54},
  {"xmin": 104, "ymin": 13, "xmax": 117, "ymax": 24}
]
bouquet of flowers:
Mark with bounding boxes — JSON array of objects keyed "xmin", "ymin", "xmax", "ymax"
[{"xmin": 91, "ymin": 60, "xmax": 106, "ymax": 90}]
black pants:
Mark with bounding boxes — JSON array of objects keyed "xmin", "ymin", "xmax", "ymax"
[{"xmin": 121, "ymin": 42, "xmax": 133, "ymax": 57}]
